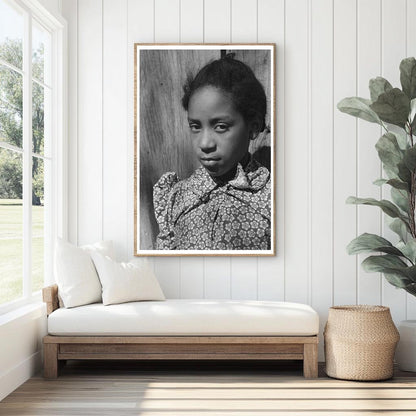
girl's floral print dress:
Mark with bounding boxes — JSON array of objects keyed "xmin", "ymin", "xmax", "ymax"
[{"xmin": 153, "ymin": 157, "xmax": 271, "ymax": 250}]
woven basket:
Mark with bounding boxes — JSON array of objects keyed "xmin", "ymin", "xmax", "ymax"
[{"xmin": 324, "ymin": 305, "xmax": 399, "ymax": 381}]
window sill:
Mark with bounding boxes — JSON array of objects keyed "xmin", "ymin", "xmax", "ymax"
[
  {"xmin": 0, "ymin": 291, "xmax": 42, "ymax": 315},
  {"xmin": 0, "ymin": 299, "xmax": 45, "ymax": 327}
]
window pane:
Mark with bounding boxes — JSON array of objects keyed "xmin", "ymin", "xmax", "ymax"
[
  {"xmin": 32, "ymin": 81, "xmax": 44, "ymax": 155},
  {"xmin": 32, "ymin": 156, "xmax": 43, "ymax": 293},
  {"xmin": 0, "ymin": 0, "xmax": 24, "ymax": 70},
  {"xmin": 0, "ymin": 65, "xmax": 23, "ymax": 148},
  {"xmin": 32, "ymin": 20, "xmax": 51, "ymax": 85},
  {"xmin": 0, "ymin": 147, "xmax": 23, "ymax": 305}
]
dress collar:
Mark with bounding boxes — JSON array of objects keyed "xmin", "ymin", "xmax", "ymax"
[{"xmin": 189, "ymin": 156, "xmax": 270, "ymax": 200}]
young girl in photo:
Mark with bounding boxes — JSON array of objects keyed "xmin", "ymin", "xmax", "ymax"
[{"xmin": 153, "ymin": 55, "xmax": 271, "ymax": 250}]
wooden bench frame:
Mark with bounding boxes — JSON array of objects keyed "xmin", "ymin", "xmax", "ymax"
[{"xmin": 43, "ymin": 285, "xmax": 319, "ymax": 379}]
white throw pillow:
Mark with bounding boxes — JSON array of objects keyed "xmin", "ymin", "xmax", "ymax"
[
  {"xmin": 90, "ymin": 252, "xmax": 165, "ymax": 306},
  {"xmin": 54, "ymin": 239, "xmax": 114, "ymax": 308}
]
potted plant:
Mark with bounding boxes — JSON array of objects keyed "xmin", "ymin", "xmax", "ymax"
[{"xmin": 337, "ymin": 57, "xmax": 416, "ymax": 372}]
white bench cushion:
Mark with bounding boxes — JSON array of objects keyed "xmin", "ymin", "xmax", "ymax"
[{"xmin": 47, "ymin": 299, "xmax": 319, "ymax": 336}]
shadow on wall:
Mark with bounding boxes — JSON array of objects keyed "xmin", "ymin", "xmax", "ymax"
[{"xmin": 138, "ymin": 49, "xmax": 272, "ymax": 250}]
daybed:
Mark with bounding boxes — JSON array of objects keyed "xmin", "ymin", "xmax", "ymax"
[{"xmin": 42, "ymin": 284, "xmax": 320, "ymax": 379}]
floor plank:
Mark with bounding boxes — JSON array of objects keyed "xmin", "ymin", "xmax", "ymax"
[{"xmin": 1, "ymin": 361, "xmax": 416, "ymax": 415}]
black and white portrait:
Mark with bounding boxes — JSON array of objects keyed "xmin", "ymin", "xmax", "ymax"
[{"xmin": 134, "ymin": 44, "xmax": 275, "ymax": 256}]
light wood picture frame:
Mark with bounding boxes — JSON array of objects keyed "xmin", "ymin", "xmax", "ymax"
[{"xmin": 134, "ymin": 44, "xmax": 276, "ymax": 256}]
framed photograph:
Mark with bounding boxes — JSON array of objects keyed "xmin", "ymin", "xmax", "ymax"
[{"xmin": 134, "ymin": 44, "xmax": 275, "ymax": 256}]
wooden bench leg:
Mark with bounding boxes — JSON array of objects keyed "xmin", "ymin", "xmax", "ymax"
[
  {"xmin": 44, "ymin": 343, "xmax": 59, "ymax": 379},
  {"xmin": 303, "ymin": 343, "xmax": 318, "ymax": 379}
]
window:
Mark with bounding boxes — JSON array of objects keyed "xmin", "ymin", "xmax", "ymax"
[{"xmin": 0, "ymin": 0, "xmax": 66, "ymax": 312}]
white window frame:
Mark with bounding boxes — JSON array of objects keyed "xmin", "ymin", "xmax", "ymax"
[{"xmin": 0, "ymin": 0, "xmax": 67, "ymax": 315}]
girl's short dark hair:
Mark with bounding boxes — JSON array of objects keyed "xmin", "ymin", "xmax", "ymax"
[{"xmin": 182, "ymin": 54, "xmax": 267, "ymax": 132}]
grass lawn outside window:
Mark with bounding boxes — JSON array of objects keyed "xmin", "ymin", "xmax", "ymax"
[{"xmin": 0, "ymin": 198, "xmax": 44, "ymax": 305}]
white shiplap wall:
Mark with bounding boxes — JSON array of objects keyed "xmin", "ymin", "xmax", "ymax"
[{"xmin": 61, "ymin": 0, "xmax": 416, "ymax": 357}]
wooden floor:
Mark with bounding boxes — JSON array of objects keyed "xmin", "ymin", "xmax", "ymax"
[{"xmin": 1, "ymin": 360, "xmax": 416, "ymax": 415}]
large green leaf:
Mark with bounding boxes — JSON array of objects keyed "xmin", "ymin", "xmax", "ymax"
[
  {"xmin": 375, "ymin": 132, "xmax": 404, "ymax": 173},
  {"xmin": 400, "ymin": 57, "xmax": 416, "ymax": 100},
  {"xmin": 383, "ymin": 271, "xmax": 412, "ymax": 288},
  {"xmin": 373, "ymin": 178, "xmax": 388, "ymax": 186},
  {"xmin": 361, "ymin": 255, "xmax": 416, "ymax": 288},
  {"xmin": 369, "ymin": 77, "xmax": 393, "ymax": 102},
  {"xmin": 374, "ymin": 132, "xmax": 411, "ymax": 184},
  {"xmin": 389, "ymin": 217, "xmax": 410, "ymax": 241},
  {"xmin": 394, "ymin": 130, "xmax": 409, "ymax": 150},
  {"xmin": 391, "ymin": 187, "xmax": 410, "ymax": 213},
  {"xmin": 403, "ymin": 146, "xmax": 416, "ymax": 172},
  {"xmin": 373, "ymin": 178, "xmax": 410, "ymax": 191},
  {"xmin": 346, "ymin": 196, "xmax": 405, "ymax": 219},
  {"xmin": 370, "ymin": 88, "xmax": 410, "ymax": 128},
  {"xmin": 362, "ymin": 254, "xmax": 408, "ymax": 271},
  {"xmin": 404, "ymin": 282, "xmax": 416, "ymax": 296},
  {"xmin": 347, "ymin": 233, "xmax": 403, "ymax": 256},
  {"xmin": 337, "ymin": 97, "xmax": 382, "ymax": 124},
  {"xmin": 398, "ymin": 161, "xmax": 412, "ymax": 185},
  {"xmin": 373, "ymin": 178, "xmax": 409, "ymax": 191},
  {"xmin": 411, "ymin": 99, "xmax": 416, "ymax": 133},
  {"xmin": 387, "ymin": 178, "xmax": 410, "ymax": 191},
  {"xmin": 397, "ymin": 240, "xmax": 416, "ymax": 264},
  {"xmin": 410, "ymin": 98, "xmax": 416, "ymax": 128},
  {"xmin": 361, "ymin": 255, "xmax": 411, "ymax": 288},
  {"xmin": 384, "ymin": 166, "xmax": 400, "ymax": 180},
  {"xmin": 381, "ymin": 263, "xmax": 416, "ymax": 283},
  {"xmin": 403, "ymin": 265, "xmax": 416, "ymax": 282}
]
